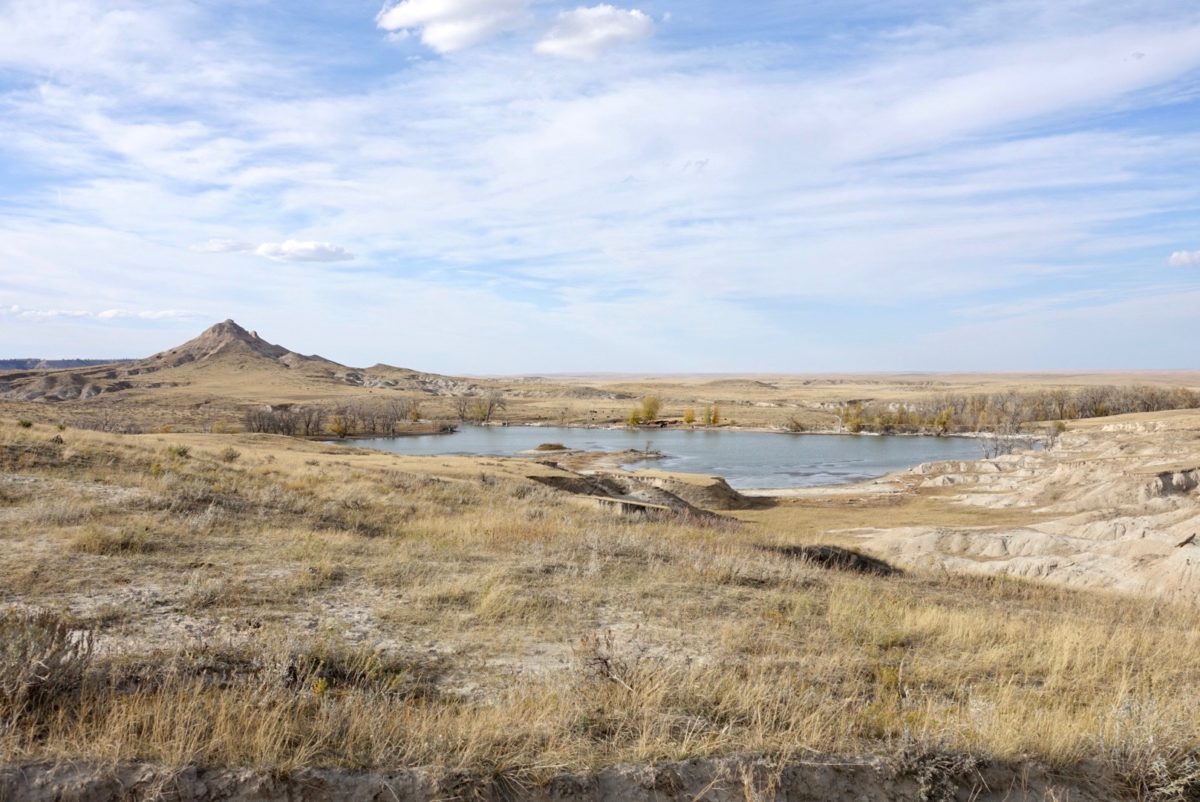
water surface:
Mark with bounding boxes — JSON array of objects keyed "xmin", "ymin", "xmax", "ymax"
[{"xmin": 352, "ymin": 426, "xmax": 988, "ymax": 489}]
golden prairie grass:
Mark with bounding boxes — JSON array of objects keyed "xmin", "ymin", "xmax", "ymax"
[
  {"xmin": 8, "ymin": 361, "xmax": 1199, "ymax": 436},
  {"xmin": 1, "ymin": 421, "xmax": 1198, "ymax": 789},
  {"xmin": 69, "ymin": 525, "xmax": 159, "ymax": 555}
]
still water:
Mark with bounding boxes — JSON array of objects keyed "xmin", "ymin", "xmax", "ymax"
[{"xmin": 352, "ymin": 426, "xmax": 989, "ymax": 489}]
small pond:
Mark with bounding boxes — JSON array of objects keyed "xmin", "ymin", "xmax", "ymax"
[{"xmin": 351, "ymin": 426, "xmax": 993, "ymax": 489}]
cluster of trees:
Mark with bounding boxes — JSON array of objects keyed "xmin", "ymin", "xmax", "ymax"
[
  {"xmin": 243, "ymin": 405, "xmax": 327, "ymax": 436},
  {"xmin": 244, "ymin": 398, "xmax": 423, "ymax": 438},
  {"xmin": 839, "ymin": 385, "xmax": 1200, "ymax": 435},
  {"xmin": 627, "ymin": 398, "xmax": 722, "ymax": 426},
  {"xmin": 626, "ymin": 396, "xmax": 662, "ymax": 425},
  {"xmin": 701, "ymin": 404, "xmax": 721, "ymax": 426},
  {"xmin": 327, "ymin": 399, "xmax": 422, "ymax": 437},
  {"xmin": 452, "ymin": 390, "xmax": 507, "ymax": 423}
]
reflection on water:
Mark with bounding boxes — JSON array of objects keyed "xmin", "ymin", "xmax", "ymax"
[{"xmin": 351, "ymin": 426, "xmax": 993, "ymax": 489}]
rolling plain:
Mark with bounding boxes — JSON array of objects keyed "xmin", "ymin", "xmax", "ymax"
[{"xmin": 2, "ymin": 322, "xmax": 1200, "ymax": 801}]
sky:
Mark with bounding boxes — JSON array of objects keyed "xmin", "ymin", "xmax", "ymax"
[{"xmin": 1, "ymin": 0, "xmax": 1199, "ymax": 373}]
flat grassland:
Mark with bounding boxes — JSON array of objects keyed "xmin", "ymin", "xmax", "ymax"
[
  {"xmin": 3, "ymin": 418, "xmax": 1200, "ymax": 796},
  {"xmin": 8, "ymin": 354, "xmax": 1200, "ymax": 433}
]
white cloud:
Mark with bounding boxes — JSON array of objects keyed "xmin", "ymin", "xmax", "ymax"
[
  {"xmin": 192, "ymin": 238, "xmax": 356, "ymax": 262},
  {"xmin": 254, "ymin": 240, "xmax": 355, "ymax": 263},
  {"xmin": 6, "ymin": 2, "xmax": 1200, "ymax": 369},
  {"xmin": 190, "ymin": 238, "xmax": 253, "ymax": 253},
  {"xmin": 535, "ymin": 5, "xmax": 653, "ymax": 60},
  {"xmin": 1, "ymin": 306, "xmax": 90, "ymax": 320},
  {"xmin": 1168, "ymin": 250, "xmax": 1200, "ymax": 267},
  {"xmin": 1, "ymin": 306, "xmax": 198, "ymax": 322},
  {"xmin": 96, "ymin": 309, "xmax": 198, "ymax": 320},
  {"xmin": 376, "ymin": 0, "xmax": 529, "ymax": 53}
]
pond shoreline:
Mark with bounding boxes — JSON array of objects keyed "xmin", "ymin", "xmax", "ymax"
[
  {"xmin": 489, "ymin": 420, "xmax": 1046, "ymax": 442},
  {"xmin": 326, "ymin": 419, "xmax": 1046, "ymax": 443},
  {"xmin": 340, "ymin": 424, "xmax": 1013, "ymax": 491}
]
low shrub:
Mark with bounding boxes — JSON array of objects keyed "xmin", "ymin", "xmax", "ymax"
[
  {"xmin": 0, "ymin": 609, "xmax": 94, "ymax": 725},
  {"xmin": 70, "ymin": 527, "xmax": 159, "ymax": 556}
]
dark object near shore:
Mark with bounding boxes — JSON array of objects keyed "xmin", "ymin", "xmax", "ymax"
[{"xmin": 759, "ymin": 544, "xmax": 899, "ymax": 576}]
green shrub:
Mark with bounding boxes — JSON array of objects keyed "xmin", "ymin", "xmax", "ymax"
[{"xmin": 16, "ymin": 419, "xmax": 33, "ymax": 429}]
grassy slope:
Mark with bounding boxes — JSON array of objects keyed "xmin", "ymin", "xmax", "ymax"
[{"xmin": 2, "ymin": 420, "xmax": 1198, "ymax": 786}]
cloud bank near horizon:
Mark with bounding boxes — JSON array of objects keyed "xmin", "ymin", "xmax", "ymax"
[{"xmin": 2, "ymin": 305, "xmax": 200, "ymax": 323}]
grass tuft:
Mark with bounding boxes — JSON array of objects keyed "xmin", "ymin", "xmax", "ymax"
[{"xmin": 70, "ymin": 527, "xmax": 159, "ymax": 555}]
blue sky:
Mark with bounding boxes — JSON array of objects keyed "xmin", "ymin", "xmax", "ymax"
[{"xmin": 1, "ymin": 0, "xmax": 1199, "ymax": 372}]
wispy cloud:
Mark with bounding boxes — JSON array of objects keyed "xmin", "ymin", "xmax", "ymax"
[
  {"xmin": 535, "ymin": 5, "xmax": 653, "ymax": 60},
  {"xmin": 1168, "ymin": 250, "xmax": 1200, "ymax": 267},
  {"xmin": 376, "ymin": 0, "xmax": 530, "ymax": 53},
  {"xmin": 95, "ymin": 309, "xmax": 200, "ymax": 320},
  {"xmin": 190, "ymin": 239, "xmax": 254, "ymax": 254},
  {"xmin": 2, "ymin": 1, "xmax": 1200, "ymax": 369},
  {"xmin": 253, "ymin": 241, "xmax": 355, "ymax": 263},
  {"xmin": 1, "ymin": 306, "xmax": 91, "ymax": 321},
  {"xmin": 190, "ymin": 239, "xmax": 354, "ymax": 262},
  {"xmin": 1, "ymin": 306, "xmax": 200, "ymax": 322}
]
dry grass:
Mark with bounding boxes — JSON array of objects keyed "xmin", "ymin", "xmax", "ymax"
[
  {"xmin": 69, "ymin": 526, "xmax": 160, "ymax": 555},
  {"xmin": 6, "ymin": 359, "xmax": 1199, "ymax": 435},
  {"xmin": 1, "ymin": 421, "xmax": 1199, "ymax": 790}
]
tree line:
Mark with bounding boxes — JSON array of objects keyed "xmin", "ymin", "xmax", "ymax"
[
  {"xmin": 244, "ymin": 398, "xmax": 422, "ymax": 438},
  {"xmin": 243, "ymin": 391, "xmax": 510, "ymax": 438},
  {"xmin": 626, "ymin": 396, "xmax": 721, "ymax": 426},
  {"xmin": 839, "ymin": 385, "xmax": 1200, "ymax": 435}
]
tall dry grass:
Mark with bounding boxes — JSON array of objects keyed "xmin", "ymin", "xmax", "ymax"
[{"xmin": 0, "ymin": 421, "xmax": 1198, "ymax": 794}]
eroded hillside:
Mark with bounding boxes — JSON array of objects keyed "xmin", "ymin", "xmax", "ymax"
[{"xmin": 832, "ymin": 411, "xmax": 1200, "ymax": 602}]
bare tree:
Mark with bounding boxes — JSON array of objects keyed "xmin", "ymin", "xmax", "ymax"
[
  {"xmin": 459, "ymin": 390, "xmax": 507, "ymax": 423},
  {"xmin": 453, "ymin": 395, "xmax": 474, "ymax": 422},
  {"xmin": 477, "ymin": 390, "xmax": 507, "ymax": 423},
  {"xmin": 297, "ymin": 406, "xmax": 325, "ymax": 436},
  {"xmin": 243, "ymin": 406, "xmax": 297, "ymax": 435}
]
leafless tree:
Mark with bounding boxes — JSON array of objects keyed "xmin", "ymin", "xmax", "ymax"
[
  {"xmin": 297, "ymin": 406, "xmax": 325, "ymax": 436},
  {"xmin": 243, "ymin": 407, "xmax": 298, "ymax": 436},
  {"xmin": 453, "ymin": 395, "xmax": 474, "ymax": 422},
  {"xmin": 382, "ymin": 398, "xmax": 416, "ymax": 433},
  {"xmin": 473, "ymin": 390, "xmax": 507, "ymax": 423}
]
